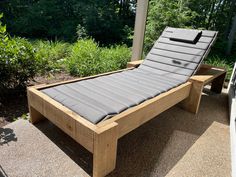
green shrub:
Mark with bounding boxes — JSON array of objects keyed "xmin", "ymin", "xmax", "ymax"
[
  {"xmin": 0, "ymin": 37, "xmax": 37, "ymax": 90},
  {"xmin": 33, "ymin": 40, "xmax": 70, "ymax": 74},
  {"xmin": 0, "ymin": 14, "xmax": 37, "ymax": 90},
  {"xmin": 205, "ymin": 55, "xmax": 234, "ymax": 80},
  {"xmin": 66, "ymin": 39, "xmax": 131, "ymax": 77},
  {"xmin": 100, "ymin": 45, "xmax": 131, "ymax": 73},
  {"xmin": 66, "ymin": 39, "xmax": 101, "ymax": 76}
]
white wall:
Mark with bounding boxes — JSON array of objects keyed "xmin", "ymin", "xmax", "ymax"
[{"xmin": 228, "ymin": 62, "xmax": 236, "ymax": 177}]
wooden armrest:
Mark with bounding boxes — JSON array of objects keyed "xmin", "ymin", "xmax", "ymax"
[
  {"xmin": 191, "ymin": 64, "xmax": 226, "ymax": 85},
  {"xmin": 181, "ymin": 64, "xmax": 226, "ymax": 114},
  {"xmin": 127, "ymin": 60, "xmax": 144, "ymax": 68}
]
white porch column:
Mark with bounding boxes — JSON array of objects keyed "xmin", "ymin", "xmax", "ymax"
[{"xmin": 131, "ymin": 0, "xmax": 149, "ymax": 61}]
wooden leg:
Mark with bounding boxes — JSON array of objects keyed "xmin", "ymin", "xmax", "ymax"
[
  {"xmin": 93, "ymin": 123, "xmax": 118, "ymax": 177},
  {"xmin": 29, "ymin": 106, "xmax": 45, "ymax": 124},
  {"xmin": 211, "ymin": 72, "xmax": 226, "ymax": 93},
  {"xmin": 180, "ymin": 80, "xmax": 204, "ymax": 114}
]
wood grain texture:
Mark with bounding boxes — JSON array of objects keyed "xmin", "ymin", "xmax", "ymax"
[
  {"xmin": 127, "ymin": 60, "xmax": 144, "ymax": 68},
  {"xmin": 97, "ymin": 82, "xmax": 191, "ymax": 138},
  {"xmin": 28, "ymin": 106, "xmax": 45, "ymax": 124},
  {"xmin": 180, "ymin": 80, "xmax": 204, "ymax": 114},
  {"xmin": 181, "ymin": 65, "xmax": 226, "ymax": 113},
  {"xmin": 211, "ymin": 72, "xmax": 226, "ymax": 93},
  {"xmin": 27, "ymin": 87, "xmax": 96, "ymax": 152},
  {"xmin": 93, "ymin": 123, "xmax": 118, "ymax": 177},
  {"xmin": 33, "ymin": 68, "xmax": 134, "ymax": 90}
]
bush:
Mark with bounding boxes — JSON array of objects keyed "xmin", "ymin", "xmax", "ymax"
[
  {"xmin": 100, "ymin": 45, "xmax": 131, "ymax": 73},
  {"xmin": 66, "ymin": 39, "xmax": 131, "ymax": 77},
  {"xmin": 33, "ymin": 40, "xmax": 70, "ymax": 74},
  {"xmin": 0, "ymin": 37, "xmax": 38, "ymax": 90},
  {"xmin": 205, "ymin": 55, "xmax": 234, "ymax": 80},
  {"xmin": 66, "ymin": 39, "xmax": 101, "ymax": 76}
]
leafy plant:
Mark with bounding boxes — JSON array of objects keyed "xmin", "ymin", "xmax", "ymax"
[
  {"xmin": 0, "ymin": 36, "xmax": 37, "ymax": 90},
  {"xmin": 66, "ymin": 39, "xmax": 101, "ymax": 76},
  {"xmin": 205, "ymin": 55, "xmax": 235, "ymax": 80},
  {"xmin": 33, "ymin": 40, "xmax": 70, "ymax": 74},
  {"xmin": 0, "ymin": 14, "xmax": 38, "ymax": 90},
  {"xmin": 76, "ymin": 24, "xmax": 88, "ymax": 40},
  {"xmin": 144, "ymin": 0, "xmax": 196, "ymax": 52},
  {"xmin": 66, "ymin": 39, "xmax": 131, "ymax": 77},
  {"xmin": 100, "ymin": 45, "xmax": 131, "ymax": 72}
]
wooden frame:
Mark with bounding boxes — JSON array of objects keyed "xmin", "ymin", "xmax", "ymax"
[{"xmin": 27, "ymin": 64, "xmax": 226, "ymax": 177}]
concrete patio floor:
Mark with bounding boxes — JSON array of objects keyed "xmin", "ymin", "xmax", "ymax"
[{"xmin": 0, "ymin": 88, "xmax": 231, "ymax": 177}]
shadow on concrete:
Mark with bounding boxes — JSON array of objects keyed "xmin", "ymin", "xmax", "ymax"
[
  {"xmin": 34, "ymin": 88, "xmax": 229, "ymax": 177},
  {"xmin": 0, "ymin": 127, "xmax": 17, "ymax": 146},
  {"xmin": 0, "ymin": 165, "xmax": 9, "ymax": 177},
  {"xmin": 35, "ymin": 121, "xmax": 93, "ymax": 176}
]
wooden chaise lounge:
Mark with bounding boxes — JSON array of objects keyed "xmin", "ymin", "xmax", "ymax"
[{"xmin": 27, "ymin": 27, "xmax": 226, "ymax": 177}]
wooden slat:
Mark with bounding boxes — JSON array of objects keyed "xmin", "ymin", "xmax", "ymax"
[
  {"xmin": 158, "ymin": 37, "xmax": 209, "ymax": 49},
  {"xmin": 27, "ymin": 88, "xmax": 96, "ymax": 152},
  {"xmin": 191, "ymin": 67, "xmax": 226, "ymax": 84},
  {"xmin": 93, "ymin": 123, "xmax": 118, "ymax": 177},
  {"xmin": 97, "ymin": 82, "xmax": 191, "ymax": 137},
  {"xmin": 33, "ymin": 68, "xmax": 134, "ymax": 90},
  {"xmin": 161, "ymin": 31, "xmax": 213, "ymax": 43},
  {"xmin": 154, "ymin": 43, "xmax": 205, "ymax": 56},
  {"xmin": 127, "ymin": 60, "xmax": 144, "ymax": 68},
  {"xmin": 181, "ymin": 65, "xmax": 226, "ymax": 113},
  {"xmin": 150, "ymin": 48, "xmax": 202, "ymax": 63},
  {"xmin": 180, "ymin": 80, "xmax": 204, "ymax": 113}
]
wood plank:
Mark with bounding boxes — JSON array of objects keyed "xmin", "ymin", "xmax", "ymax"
[
  {"xmin": 180, "ymin": 79, "xmax": 204, "ymax": 113},
  {"xmin": 154, "ymin": 43, "xmax": 205, "ymax": 56},
  {"xmin": 33, "ymin": 68, "xmax": 134, "ymax": 90},
  {"xmin": 191, "ymin": 67, "xmax": 226, "ymax": 84},
  {"xmin": 127, "ymin": 60, "xmax": 144, "ymax": 68},
  {"xmin": 181, "ymin": 66, "xmax": 226, "ymax": 113},
  {"xmin": 27, "ymin": 87, "xmax": 96, "ymax": 153},
  {"xmin": 211, "ymin": 72, "xmax": 226, "ymax": 93},
  {"xmin": 93, "ymin": 122, "xmax": 118, "ymax": 177},
  {"xmin": 97, "ymin": 82, "xmax": 191, "ymax": 138},
  {"xmin": 28, "ymin": 106, "xmax": 45, "ymax": 124},
  {"xmin": 158, "ymin": 37, "xmax": 209, "ymax": 49}
]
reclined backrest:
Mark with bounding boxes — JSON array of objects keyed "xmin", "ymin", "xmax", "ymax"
[{"xmin": 139, "ymin": 27, "xmax": 218, "ymax": 82}]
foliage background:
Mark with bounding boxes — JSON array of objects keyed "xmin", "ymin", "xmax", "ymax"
[{"xmin": 0, "ymin": 0, "xmax": 235, "ymax": 88}]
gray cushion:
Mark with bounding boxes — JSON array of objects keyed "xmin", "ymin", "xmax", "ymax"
[{"xmin": 170, "ymin": 29, "xmax": 202, "ymax": 44}]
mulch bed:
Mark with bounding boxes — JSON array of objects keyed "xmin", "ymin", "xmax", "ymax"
[{"xmin": 0, "ymin": 72, "xmax": 77, "ymax": 128}]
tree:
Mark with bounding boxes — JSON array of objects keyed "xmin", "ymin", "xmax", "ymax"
[
  {"xmin": 145, "ymin": 0, "xmax": 236, "ymax": 55},
  {"xmin": 0, "ymin": 0, "xmax": 136, "ymax": 45},
  {"xmin": 144, "ymin": 0, "xmax": 196, "ymax": 52},
  {"xmin": 226, "ymin": 15, "xmax": 236, "ymax": 55}
]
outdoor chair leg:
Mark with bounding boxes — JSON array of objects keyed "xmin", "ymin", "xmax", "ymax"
[
  {"xmin": 180, "ymin": 80, "xmax": 204, "ymax": 114},
  {"xmin": 29, "ymin": 106, "xmax": 45, "ymax": 124},
  {"xmin": 93, "ymin": 123, "xmax": 118, "ymax": 177},
  {"xmin": 210, "ymin": 72, "xmax": 226, "ymax": 93}
]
